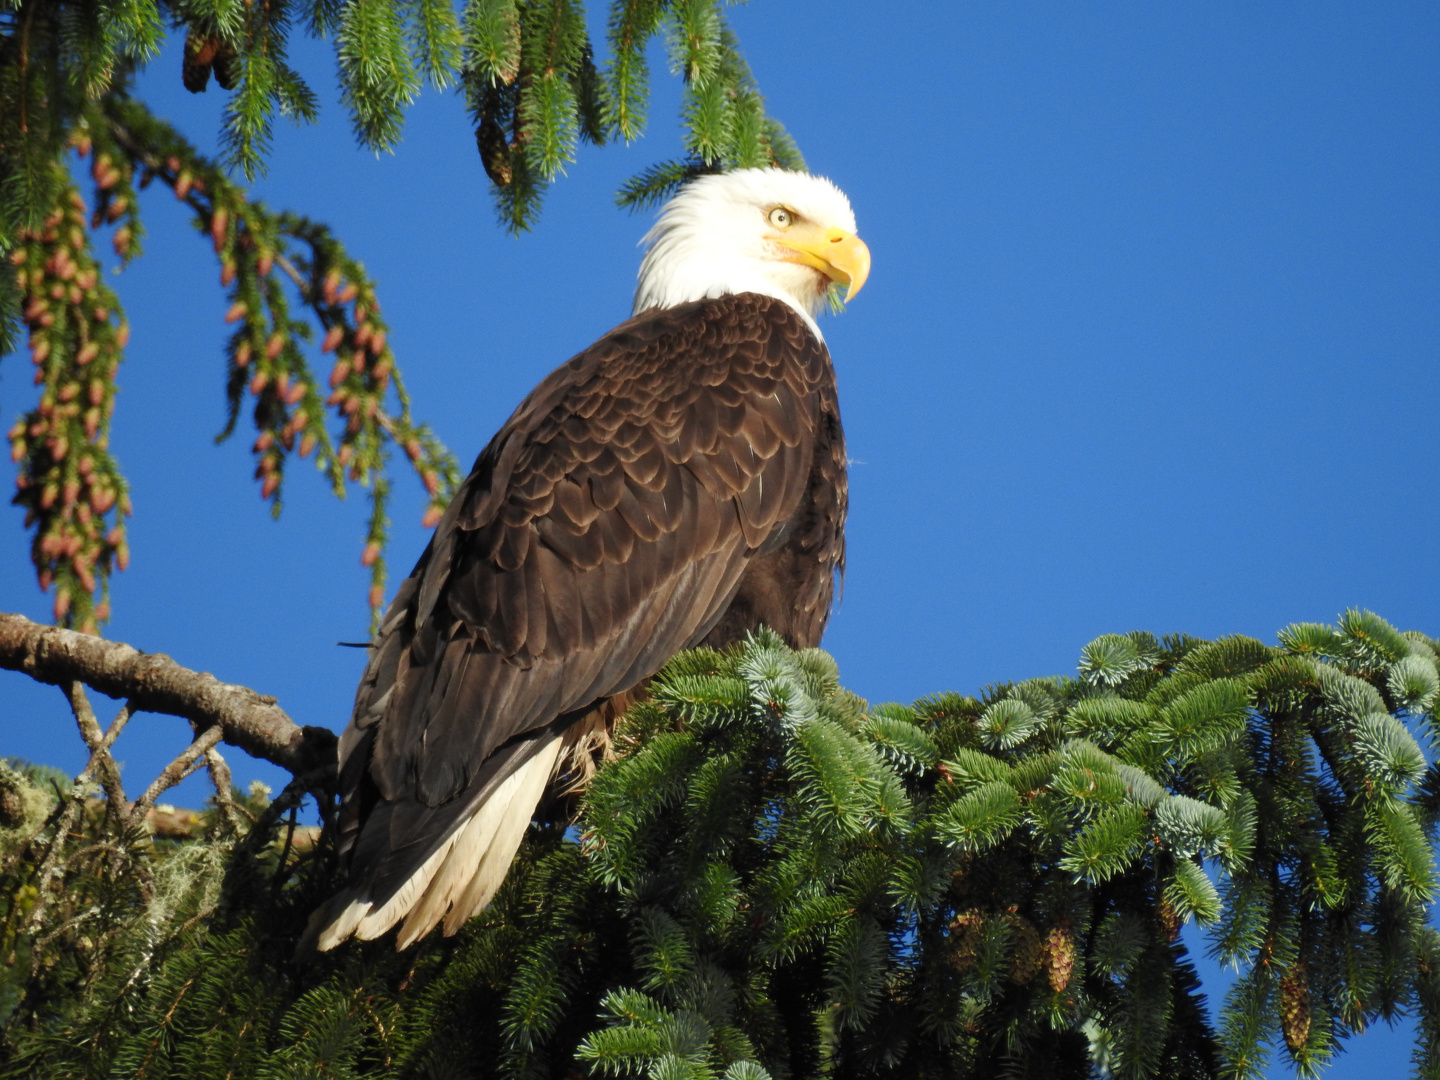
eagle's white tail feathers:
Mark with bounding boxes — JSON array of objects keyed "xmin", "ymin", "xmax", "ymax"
[
  {"xmin": 312, "ymin": 732, "xmax": 563, "ymax": 952},
  {"xmin": 390, "ymin": 792, "xmax": 499, "ymax": 948},
  {"xmin": 440, "ymin": 735, "xmax": 563, "ymax": 936},
  {"xmin": 397, "ymin": 734, "xmax": 562, "ymax": 948},
  {"xmin": 311, "ymin": 895, "xmax": 370, "ymax": 952},
  {"xmin": 350, "ymin": 824, "xmax": 460, "ymax": 942}
]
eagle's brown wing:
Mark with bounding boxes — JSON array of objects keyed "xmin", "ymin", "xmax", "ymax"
[{"xmin": 306, "ymin": 293, "xmax": 846, "ymax": 950}]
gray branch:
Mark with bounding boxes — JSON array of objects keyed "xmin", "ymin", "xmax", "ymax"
[
  {"xmin": 0, "ymin": 611, "xmax": 337, "ymax": 783},
  {"xmin": 65, "ymin": 682, "xmax": 129, "ymax": 822},
  {"xmin": 129, "ymin": 725, "xmax": 224, "ymax": 827}
]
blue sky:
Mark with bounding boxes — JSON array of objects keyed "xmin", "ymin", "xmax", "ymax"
[{"xmin": 2, "ymin": 2, "xmax": 1437, "ymax": 1074}]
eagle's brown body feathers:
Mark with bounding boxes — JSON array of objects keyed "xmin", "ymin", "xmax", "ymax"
[{"xmin": 306, "ymin": 292, "xmax": 847, "ymax": 950}]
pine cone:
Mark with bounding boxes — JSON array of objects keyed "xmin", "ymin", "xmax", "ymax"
[
  {"xmin": 1281, "ymin": 962, "xmax": 1311, "ymax": 1052},
  {"xmin": 1044, "ymin": 925, "xmax": 1075, "ymax": 991}
]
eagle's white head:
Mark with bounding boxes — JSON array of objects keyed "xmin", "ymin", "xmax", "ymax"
[{"xmin": 633, "ymin": 168, "xmax": 871, "ymax": 339}]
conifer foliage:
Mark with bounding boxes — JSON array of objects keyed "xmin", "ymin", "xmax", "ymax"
[
  {"xmin": 4, "ymin": 612, "xmax": 1438, "ymax": 1079},
  {"xmin": 5, "ymin": 5, "xmax": 1439, "ymax": 1076},
  {"xmin": 1, "ymin": 0, "xmax": 800, "ymax": 629}
]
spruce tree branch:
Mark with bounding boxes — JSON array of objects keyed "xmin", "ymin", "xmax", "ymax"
[
  {"xmin": 0, "ymin": 611, "xmax": 337, "ymax": 782},
  {"xmin": 99, "ymin": 102, "xmax": 459, "ymax": 621},
  {"xmin": 128, "ymin": 725, "xmax": 224, "ymax": 826},
  {"xmin": 205, "ymin": 747, "xmax": 245, "ymax": 832},
  {"xmin": 25, "ymin": 789, "xmax": 86, "ymax": 941},
  {"xmin": 235, "ymin": 771, "xmax": 323, "ymax": 868},
  {"xmin": 65, "ymin": 680, "xmax": 128, "ymax": 822},
  {"xmin": 272, "ymin": 250, "xmax": 309, "ymax": 295}
]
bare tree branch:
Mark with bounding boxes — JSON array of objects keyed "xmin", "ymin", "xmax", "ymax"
[
  {"xmin": 129, "ymin": 725, "xmax": 224, "ymax": 826},
  {"xmin": 65, "ymin": 681, "xmax": 128, "ymax": 822},
  {"xmin": 205, "ymin": 747, "xmax": 245, "ymax": 833},
  {"xmin": 0, "ymin": 611, "xmax": 337, "ymax": 783}
]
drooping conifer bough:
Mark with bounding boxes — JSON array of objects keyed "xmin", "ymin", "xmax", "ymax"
[{"xmin": 303, "ymin": 169, "xmax": 872, "ymax": 952}]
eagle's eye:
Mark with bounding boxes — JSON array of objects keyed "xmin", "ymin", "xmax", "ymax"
[{"xmin": 767, "ymin": 206, "xmax": 794, "ymax": 229}]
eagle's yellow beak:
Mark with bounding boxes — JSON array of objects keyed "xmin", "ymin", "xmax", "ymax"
[{"xmin": 773, "ymin": 225, "xmax": 872, "ymax": 301}]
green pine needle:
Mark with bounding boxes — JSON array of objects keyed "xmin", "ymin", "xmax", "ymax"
[{"xmin": 935, "ymin": 779, "xmax": 1022, "ymax": 853}]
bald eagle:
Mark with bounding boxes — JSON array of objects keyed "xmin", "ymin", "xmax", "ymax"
[{"xmin": 305, "ymin": 168, "xmax": 870, "ymax": 951}]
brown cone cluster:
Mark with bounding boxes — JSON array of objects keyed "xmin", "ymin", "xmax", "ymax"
[
  {"xmin": 472, "ymin": 17, "xmax": 523, "ymax": 188},
  {"xmin": 476, "ymin": 117, "xmax": 514, "ymax": 188},
  {"xmin": 1008, "ymin": 914, "xmax": 1045, "ymax": 985},
  {"xmin": 182, "ymin": 28, "xmax": 238, "ymax": 93},
  {"xmin": 10, "ymin": 182, "xmax": 131, "ymax": 634},
  {"xmin": 948, "ymin": 909, "xmax": 986, "ymax": 973},
  {"xmin": 1157, "ymin": 893, "xmax": 1183, "ymax": 941},
  {"xmin": 945, "ymin": 907, "xmax": 1062, "ymax": 992},
  {"xmin": 16, "ymin": 117, "xmax": 461, "ymax": 633}
]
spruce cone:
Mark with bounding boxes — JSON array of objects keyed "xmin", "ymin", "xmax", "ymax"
[
  {"xmin": 1044, "ymin": 925, "xmax": 1075, "ymax": 991},
  {"xmin": 477, "ymin": 118, "xmax": 513, "ymax": 187},
  {"xmin": 1281, "ymin": 962, "xmax": 1311, "ymax": 1052},
  {"xmin": 213, "ymin": 46, "xmax": 239, "ymax": 91},
  {"xmin": 1009, "ymin": 916, "xmax": 1043, "ymax": 985},
  {"xmin": 1157, "ymin": 893, "xmax": 1182, "ymax": 941},
  {"xmin": 182, "ymin": 30, "xmax": 238, "ymax": 92},
  {"xmin": 182, "ymin": 30, "xmax": 219, "ymax": 93},
  {"xmin": 948, "ymin": 909, "xmax": 984, "ymax": 972}
]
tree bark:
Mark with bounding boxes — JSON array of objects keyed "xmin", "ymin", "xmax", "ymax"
[{"xmin": 0, "ymin": 611, "xmax": 337, "ymax": 782}]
